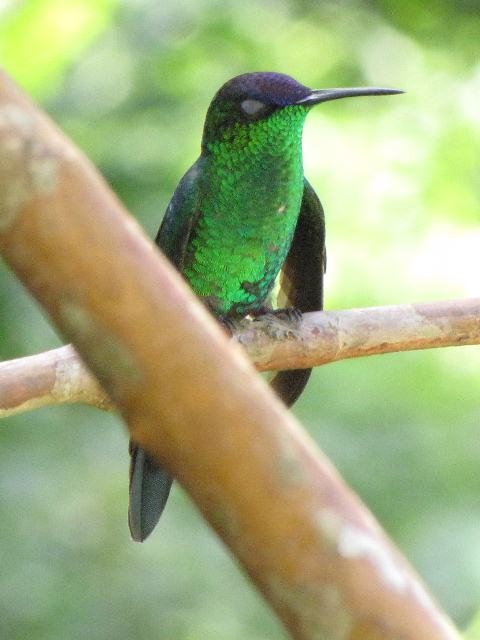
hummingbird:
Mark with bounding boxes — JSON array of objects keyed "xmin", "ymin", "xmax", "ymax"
[{"xmin": 128, "ymin": 72, "xmax": 402, "ymax": 541}]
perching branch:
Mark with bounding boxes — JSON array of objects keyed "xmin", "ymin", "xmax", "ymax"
[
  {"xmin": 0, "ymin": 67, "xmax": 461, "ymax": 639},
  {"xmin": 1, "ymin": 298, "xmax": 479, "ymax": 418},
  {"xmin": 244, "ymin": 298, "xmax": 480, "ymax": 369},
  {"xmin": 0, "ymin": 344, "xmax": 112, "ymax": 417}
]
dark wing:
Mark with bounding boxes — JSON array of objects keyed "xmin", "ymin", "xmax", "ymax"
[
  {"xmin": 270, "ymin": 178, "xmax": 326, "ymax": 406},
  {"xmin": 129, "ymin": 159, "xmax": 202, "ymax": 541},
  {"xmin": 155, "ymin": 157, "xmax": 204, "ymax": 268}
]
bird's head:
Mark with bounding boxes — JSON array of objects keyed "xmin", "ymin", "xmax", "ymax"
[{"xmin": 201, "ymin": 72, "xmax": 402, "ymax": 151}]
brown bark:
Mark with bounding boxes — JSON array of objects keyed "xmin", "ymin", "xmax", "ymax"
[
  {"xmin": 0, "ymin": 68, "xmax": 461, "ymax": 639},
  {"xmin": 1, "ymin": 298, "xmax": 479, "ymax": 417}
]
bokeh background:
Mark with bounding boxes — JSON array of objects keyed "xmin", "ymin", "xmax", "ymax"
[{"xmin": 1, "ymin": 0, "xmax": 480, "ymax": 638}]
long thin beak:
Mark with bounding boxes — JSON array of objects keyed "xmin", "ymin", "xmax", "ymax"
[{"xmin": 296, "ymin": 87, "xmax": 404, "ymax": 106}]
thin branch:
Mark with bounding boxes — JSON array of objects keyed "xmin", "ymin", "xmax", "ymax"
[
  {"xmin": 239, "ymin": 297, "xmax": 480, "ymax": 369},
  {"xmin": 0, "ymin": 344, "xmax": 112, "ymax": 417},
  {"xmin": 0, "ymin": 67, "xmax": 461, "ymax": 639},
  {"xmin": 1, "ymin": 298, "xmax": 479, "ymax": 418}
]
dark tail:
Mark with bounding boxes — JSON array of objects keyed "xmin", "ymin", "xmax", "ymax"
[
  {"xmin": 270, "ymin": 368, "xmax": 312, "ymax": 407},
  {"xmin": 128, "ymin": 444, "xmax": 173, "ymax": 542}
]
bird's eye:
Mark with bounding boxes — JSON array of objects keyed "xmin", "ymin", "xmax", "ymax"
[{"xmin": 240, "ymin": 99, "xmax": 268, "ymax": 116}]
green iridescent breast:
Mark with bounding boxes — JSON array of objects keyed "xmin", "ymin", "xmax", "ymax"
[{"xmin": 182, "ymin": 105, "xmax": 309, "ymax": 316}]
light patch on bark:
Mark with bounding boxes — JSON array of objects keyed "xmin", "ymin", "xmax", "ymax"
[
  {"xmin": 0, "ymin": 103, "xmax": 59, "ymax": 230},
  {"xmin": 315, "ymin": 508, "xmax": 343, "ymax": 546},
  {"xmin": 51, "ymin": 347, "xmax": 111, "ymax": 409},
  {"xmin": 336, "ymin": 520, "xmax": 460, "ymax": 638},
  {"xmin": 338, "ymin": 522, "xmax": 408, "ymax": 592},
  {"xmin": 274, "ymin": 427, "xmax": 308, "ymax": 486},
  {"xmin": 52, "ymin": 350, "xmax": 85, "ymax": 403}
]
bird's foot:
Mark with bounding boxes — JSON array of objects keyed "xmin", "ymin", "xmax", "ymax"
[
  {"xmin": 252, "ymin": 307, "xmax": 303, "ymax": 340},
  {"xmin": 267, "ymin": 307, "xmax": 303, "ymax": 324},
  {"xmin": 218, "ymin": 316, "xmax": 246, "ymax": 336}
]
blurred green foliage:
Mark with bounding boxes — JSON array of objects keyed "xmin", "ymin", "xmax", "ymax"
[
  {"xmin": 1, "ymin": 0, "xmax": 480, "ymax": 637},
  {"xmin": 466, "ymin": 609, "xmax": 480, "ymax": 640}
]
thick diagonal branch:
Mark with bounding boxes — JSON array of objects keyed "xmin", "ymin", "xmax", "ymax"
[
  {"xmin": 0, "ymin": 68, "xmax": 460, "ymax": 640},
  {"xmin": 1, "ymin": 297, "xmax": 479, "ymax": 417}
]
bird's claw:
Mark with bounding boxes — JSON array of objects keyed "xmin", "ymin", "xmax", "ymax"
[
  {"xmin": 218, "ymin": 316, "xmax": 244, "ymax": 336},
  {"xmin": 268, "ymin": 307, "xmax": 303, "ymax": 324},
  {"xmin": 252, "ymin": 307, "xmax": 303, "ymax": 339}
]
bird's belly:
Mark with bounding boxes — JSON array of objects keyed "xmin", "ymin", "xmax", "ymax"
[{"xmin": 183, "ymin": 228, "xmax": 293, "ymax": 317}]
